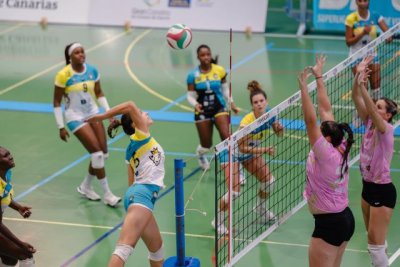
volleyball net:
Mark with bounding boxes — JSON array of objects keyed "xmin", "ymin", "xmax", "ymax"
[{"xmin": 214, "ymin": 23, "xmax": 400, "ymax": 267}]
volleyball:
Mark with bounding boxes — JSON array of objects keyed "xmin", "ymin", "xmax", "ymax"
[{"xmin": 166, "ymin": 23, "xmax": 192, "ymax": 49}]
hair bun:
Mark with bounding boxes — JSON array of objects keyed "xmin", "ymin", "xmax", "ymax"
[{"xmin": 247, "ymin": 80, "xmax": 262, "ymax": 92}]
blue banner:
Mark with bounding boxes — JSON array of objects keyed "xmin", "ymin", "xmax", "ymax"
[{"xmin": 313, "ymin": 0, "xmax": 400, "ymax": 31}]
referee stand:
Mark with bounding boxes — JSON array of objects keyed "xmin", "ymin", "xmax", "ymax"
[{"xmin": 164, "ymin": 159, "xmax": 201, "ymax": 267}]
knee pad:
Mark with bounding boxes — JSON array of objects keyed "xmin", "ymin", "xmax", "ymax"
[
  {"xmin": 196, "ymin": 145, "xmax": 209, "ymax": 155},
  {"xmin": 148, "ymin": 244, "xmax": 164, "ymax": 262},
  {"xmin": 222, "ymin": 191, "xmax": 240, "ymax": 204},
  {"xmin": 103, "ymin": 152, "xmax": 109, "ymax": 160},
  {"xmin": 19, "ymin": 258, "xmax": 35, "ymax": 267},
  {"xmin": 368, "ymin": 244, "xmax": 388, "ymax": 267},
  {"xmin": 91, "ymin": 151, "xmax": 104, "ymax": 169},
  {"xmin": 113, "ymin": 244, "xmax": 133, "ymax": 263},
  {"xmin": 260, "ymin": 176, "xmax": 275, "ymax": 194}
]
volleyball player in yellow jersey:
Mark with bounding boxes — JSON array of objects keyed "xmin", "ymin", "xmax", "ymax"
[
  {"xmin": 87, "ymin": 101, "xmax": 165, "ymax": 267},
  {"xmin": 0, "ymin": 147, "xmax": 36, "ymax": 267},
  {"xmin": 53, "ymin": 43, "xmax": 121, "ymax": 207},
  {"xmin": 237, "ymin": 81, "xmax": 283, "ymax": 220},
  {"xmin": 187, "ymin": 44, "xmax": 239, "ymax": 170},
  {"xmin": 345, "ymin": 0, "xmax": 391, "ymax": 100},
  {"xmin": 212, "ymin": 81, "xmax": 284, "ymax": 234}
]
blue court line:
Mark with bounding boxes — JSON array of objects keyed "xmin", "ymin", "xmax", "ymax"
[
  {"xmin": 267, "ymin": 47, "xmax": 348, "ymax": 56},
  {"xmin": 159, "ymin": 42, "xmax": 275, "ymax": 111},
  {"xmin": 60, "ymin": 166, "xmax": 201, "ymax": 267},
  {"xmin": 159, "ymin": 94, "xmax": 188, "ymax": 112},
  {"xmin": 108, "ymin": 147, "xmax": 196, "ymax": 157},
  {"xmin": 3, "ymin": 100, "xmax": 400, "ymax": 136},
  {"xmin": 14, "ymin": 133, "xmax": 126, "ymax": 201}
]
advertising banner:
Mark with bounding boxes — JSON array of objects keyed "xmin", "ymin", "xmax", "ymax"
[
  {"xmin": 88, "ymin": 0, "xmax": 267, "ymax": 32},
  {"xmin": 313, "ymin": 0, "xmax": 400, "ymax": 31},
  {"xmin": 0, "ymin": 0, "xmax": 90, "ymax": 24}
]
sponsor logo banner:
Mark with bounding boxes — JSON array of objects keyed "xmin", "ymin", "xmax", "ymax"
[{"xmin": 313, "ymin": 0, "xmax": 400, "ymax": 31}]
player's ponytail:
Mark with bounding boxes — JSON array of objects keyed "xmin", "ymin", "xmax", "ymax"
[
  {"xmin": 107, "ymin": 114, "xmax": 136, "ymax": 138},
  {"xmin": 338, "ymin": 123, "xmax": 354, "ymax": 179},
  {"xmin": 247, "ymin": 80, "xmax": 267, "ymax": 104},
  {"xmin": 64, "ymin": 43, "xmax": 73, "ymax": 65}
]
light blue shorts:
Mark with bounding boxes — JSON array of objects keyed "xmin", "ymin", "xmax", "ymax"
[
  {"xmin": 218, "ymin": 149, "xmax": 252, "ymax": 164},
  {"xmin": 124, "ymin": 184, "xmax": 161, "ymax": 212},
  {"xmin": 66, "ymin": 120, "xmax": 87, "ymax": 133}
]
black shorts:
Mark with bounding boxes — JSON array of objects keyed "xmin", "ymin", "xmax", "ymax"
[
  {"xmin": 312, "ymin": 207, "xmax": 355, "ymax": 247},
  {"xmin": 362, "ymin": 180, "xmax": 397, "ymax": 209},
  {"xmin": 194, "ymin": 106, "xmax": 228, "ymax": 121}
]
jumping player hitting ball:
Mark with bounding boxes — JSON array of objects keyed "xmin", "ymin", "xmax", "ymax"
[
  {"xmin": 87, "ymin": 101, "xmax": 165, "ymax": 267},
  {"xmin": 298, "ymin": 55, "xmax": 355, "ymax": 267},
  {"xmin": 0, "ymin": 147, "xmax": 36, "ymax": 267},
  {"xmin": 53, "ymin": 42, "xmax": 121, "ymax": 207}
]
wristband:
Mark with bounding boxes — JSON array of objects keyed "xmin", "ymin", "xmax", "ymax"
[{"xmin": 53, "ymin": 107, "xmax": 64, "ymax": 129}]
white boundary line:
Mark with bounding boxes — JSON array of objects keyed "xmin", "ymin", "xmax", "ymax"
[
  {"xmin": 3, "ymin": 217, "xmax": 370, "ymax": 254},
  {"xmin": 0, "ymin": 22, "xmax": 26, "ymax": 35},
  {"xmin": 0, "ymin": 31, "xmax": 127, "ymax": 96}
]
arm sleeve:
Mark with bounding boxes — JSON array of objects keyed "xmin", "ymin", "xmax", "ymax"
[
  {"xmin": 221, "ymin": 82, "xmax": 233, "ymax": 103},
  {"xmin": 187, "ymin": 91, "xmax": 199, "ymax": 107},
  {"xmin": 53, "ymin": 107, "xmax": 64, "ymax": 129},
  {"xmin": 97, "ymin": 96, "xmax": 110, "ymax": 111}
]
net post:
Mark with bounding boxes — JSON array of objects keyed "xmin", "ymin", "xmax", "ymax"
[{"xmin": 164, "ymin": 159, "xmax": 200, "ymax": 267}]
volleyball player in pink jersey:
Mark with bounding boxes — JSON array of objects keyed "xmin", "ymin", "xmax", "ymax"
[
  {"xmin": 298, "ymin": 55, "xmax": 355, "ymax": 267},
  {"xmin": 352, "ymin": 57, "xmax": 398, "ymax": 267}
]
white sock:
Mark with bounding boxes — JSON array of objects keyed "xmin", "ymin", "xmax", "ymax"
[
  {"xmin": 216, "ymin": 210, "xmax": 225, "ymax": 225},
  {"xmin": 98, "ymin": 177, "xmax": 111, "ymax": 194},
  {"xmin": 82, "ymin": 173, "xmax": 95, "ymax": 187}
]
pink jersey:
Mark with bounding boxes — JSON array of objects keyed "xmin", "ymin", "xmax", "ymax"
[
  {"xmin": 304, "ymin": 136, "xmax": 349, "ymax": 213},
  {"xmin": 360, "ymin": 118, "xmax": 394, "ymax": 184}
]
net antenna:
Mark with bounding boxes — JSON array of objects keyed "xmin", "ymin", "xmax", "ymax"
[{"xmin": 214, "ymin": 23, "xmax": 400, "ymax": 267}]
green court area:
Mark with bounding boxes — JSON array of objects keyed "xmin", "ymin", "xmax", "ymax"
[{"xmin": 0, "ymin": 8, "xmax": 399, "ymax": 267}]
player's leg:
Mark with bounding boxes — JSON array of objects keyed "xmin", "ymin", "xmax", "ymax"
[
  {"xmin": 73, "ymin": 123, "xmax": 120, "ymax": 206},
  {"xmin": 361, "ymin": 198, "xmax": 371, "ymax": 231},
  {"xmin": 88, "ymin": 120, "xmax": 121, "ymax": 206},
  {"xmin": 212, "ymin": 160, "xmax": 240, "ymax": 235},
  {"xmin": 309, "ymin": 238, "xmax": 341, "ymax": 267},
  {"xmin": 214, "ymin": 112, "xmax": 230, "ymax": 140},
  {"xmin": 108, "ymin": 205, "xmax": 153, "ymax": 267},
  {"xmin": 367, "ymin": 207, "xmax": 393, "ymax": 267},
  {"xmin": 243, "ymin": 157, "xmax": 275, "ymax": 221},
  {"xmin": 195, "ymin": 118, "xmax": 214, "ymax": 170},
  {"xmin": 141, "ymin": 215, "xmax": 164, "ymax": 267}
]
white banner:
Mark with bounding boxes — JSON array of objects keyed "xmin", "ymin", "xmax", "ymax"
[
  {"xmin": 89, "ymin": 0, "xmax": 267, "ymax": 32},
  {"xmin": 0, "ymin": 0, "xmax": 267, "ymax": 32},
  {"xmin": 0, "ymin": 0, "xmax": 90, "ymax": 24}
]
